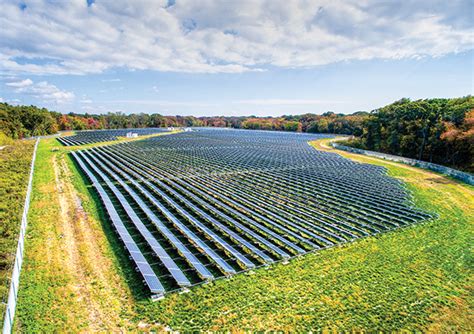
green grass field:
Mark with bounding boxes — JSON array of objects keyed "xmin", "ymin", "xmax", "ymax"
[
  {"xmin": 0, "ymin": 140, "xmax": 35, "ymax": 320},
  {"xmin": 14, "ymin": 137, "xmax": 473, "ymax": 331}
]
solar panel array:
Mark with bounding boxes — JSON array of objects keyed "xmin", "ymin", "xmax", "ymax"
[
  {"xmin": 71, "ymin": 128, "xmax": 432, "ymax": 297},
  {"xmin": 57, "ymin": 128, "xmax": 170, "ymax": 146}
]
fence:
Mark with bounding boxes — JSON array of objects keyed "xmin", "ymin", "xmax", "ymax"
[
  {"xmin": 331, "ymin": 142, "xmax": 474, "ymax": 186},
  {"xmin": 2, "ymin": 139, "xmax": 39, "ymax": 334}
]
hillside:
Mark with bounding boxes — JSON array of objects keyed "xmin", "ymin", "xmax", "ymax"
[{"xmin": 12, "ymin": 135, "xmax": 473, "ymax": 331}]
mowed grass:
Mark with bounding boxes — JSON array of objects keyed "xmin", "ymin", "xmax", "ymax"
[
  {"xmin": 0, "ymin": 140, "xmax": 35, "ymax": 320},
  {"xmin": 15, "ymin": 138, "xmax": 88, "ymax": 331},
  {"xmin": 14, "ymin": 137, "xmax": 473, "ymax": 331}
]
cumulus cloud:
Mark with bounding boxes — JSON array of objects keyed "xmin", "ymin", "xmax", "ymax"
[
  {"xmin": 0, "ymin": 0, "xmax": 472, "ymax": 75},
  {"xmin": 5, "ymin": 78, "xmax": 75, "ymax": 104},
  {"xmin": 5, "ymin": 78, "xmax": 33, "ymax": 88}
]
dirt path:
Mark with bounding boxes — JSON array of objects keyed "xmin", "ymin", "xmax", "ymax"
[{"xmin": 52, "ymin": 153, "xmax": 134, "ymax": 331}]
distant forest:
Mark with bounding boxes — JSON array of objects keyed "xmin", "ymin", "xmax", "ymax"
[
  {"xmin": 347, "ymin": 97, "xmax": 473, "ymax": 172},
  {"xmin": 1, "ymin": 96, "xmax": 472, "ymax": 172}
]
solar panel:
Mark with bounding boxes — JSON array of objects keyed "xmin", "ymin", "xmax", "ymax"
[
  {"xmin": 71, "ymin": 151, "xmax": 165, "ymax": 295},
  {"xmin": 84, "ymin": 151, "xmax": 214, "ymax": 281},
  {"xmin": 57, "ymin": 128, "xmax": 169, "ymax": 146},
  {"xmin": 77, "ymin": 151, "xmax": 191, "ymax": 287},
  {"xmin": 70, "ymin": 127, "xmax": 432, "ymax": 296},
  {"xmin": 96, "ymin": 147, "xmax": 283, "ymax": 263}
]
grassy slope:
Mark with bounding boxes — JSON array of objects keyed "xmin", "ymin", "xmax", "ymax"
[
  {"xmin": 16, "ymin": 137, "xmax": 473, "ymax": 331},
  {"xmin": 15, "ymin": 138, "xmax": 87, "ymax": 331},
  {"xmin": 0, "ymin": 140, "xmax": 35, "ymax": 320}
]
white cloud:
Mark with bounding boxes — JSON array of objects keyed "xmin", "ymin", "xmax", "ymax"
[
  {"xmin": 151, "ymin": 86, "xmax": 160, "ymax": 93},
  {"xmin": 0, "ymin": 1, "xmax": 472, "ymax": 75},
  {"xmin": 101, "ymin": 78, "xmax": 121, "ymax": 82},
  {"xmin": 5, "ymin": 78, "xmax": 33, "ymax": 88},
  {"xmin": 5, "ymin": 78, "xmax": 75, "ymax": 104}
]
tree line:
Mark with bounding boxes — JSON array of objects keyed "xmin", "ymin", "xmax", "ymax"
[
  {"xmin": 0, "ymin": 96, "xmax": 472, "ymax": 171},
  {"xmin": 0, "ymin": 102, "xmax": 368, "ymax": 138},
  {"xmin": 346, "ymin": 96, "xmax": 473, "ymax": 172}
]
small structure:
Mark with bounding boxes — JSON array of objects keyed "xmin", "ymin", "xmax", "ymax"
[
  {"xmin": 126, "ymin": 132, "xmax": 138, "ymax": 138},
  {"xmin": 183, "ymin": 127, "xmax": 193, "ymax": 132}
]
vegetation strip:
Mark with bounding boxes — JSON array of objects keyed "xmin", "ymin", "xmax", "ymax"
[
  {"xmin": 0, "ymin": 140, "xmax": 35, "ymax": 313},
  {"xmin": 1, "ymin": 139, "xmax": 38, "ymax": 334}
]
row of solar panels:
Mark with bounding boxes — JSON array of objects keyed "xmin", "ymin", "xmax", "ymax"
[
  {"xmin": 57, "ymin": 128, "xmax": 169, "ymax": 146},
  {"xmin": 113, "ymin": 135, "xmax": 409, "ymax": 206},
  {"xmin": 71, "ymin": 128, "xmax": 432, "ymax": 296}
]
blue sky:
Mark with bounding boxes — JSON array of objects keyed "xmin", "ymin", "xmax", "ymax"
[{"xmin": 0, "ymin": 1, "xmax": 473, "ymax": 116}]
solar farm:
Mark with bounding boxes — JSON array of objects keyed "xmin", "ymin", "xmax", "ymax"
[
  {"xmin": 57, "ymin": 128, "xmax": 170, "ymax": 146},
  {"xmin": 70, "ymin": 128, "xmax": 432, "ymax": 298}
]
